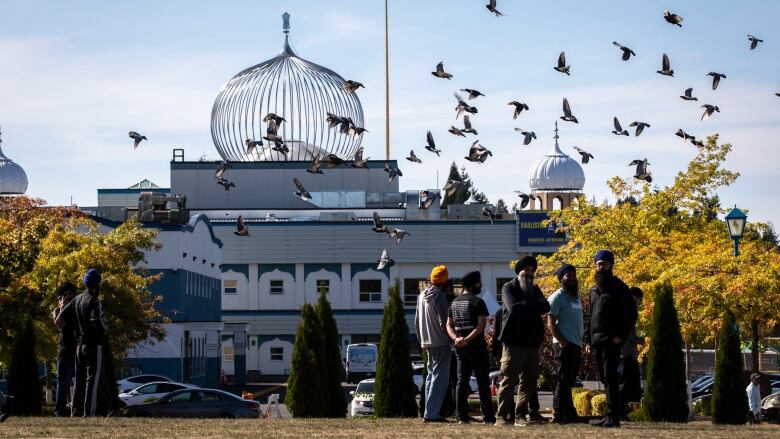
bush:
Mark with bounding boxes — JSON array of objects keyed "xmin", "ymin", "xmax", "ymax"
[
  {"xmin": 644, "ymin": 282, "xmax": 689, "ymax": 422},
  {"xmin": 7, "ymin": 319, "xmax": 42, "ymax": 416},
  {"xmin": 711, "ymin": 311, "xmax": 748, "ymax": 424},
  {"xmin": 692, "ymin": 396, "xmax": 712, "ymax": 417},
  {"xmin": 285, "ymin": 303, "xmax": 325, "ymax": 417},
  {"xmin": 591, "ymin": 393, "xmax": 608, "ymax": 417},
  {"xmin": 571, "ymin": 387, "xmax": 589, "ymax": 399},
  {"xmin": 315, "ymin": 289, "xmax": 346, "ymax": 418},
  {"xmin": 97, "ymin": 341, "xmax": 123, "ymax": 416},
  {"xmin": 574, "ymin": 390, "xmax": 603, "ymax": 417},
  {"xmin": 628, "ymin": 407, "xmax": 651, "ymax": 422},
  {"xmin": 467, "ymin": 396, "xmax": 499, "ymax": 414}
]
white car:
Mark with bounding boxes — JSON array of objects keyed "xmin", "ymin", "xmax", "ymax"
[
  {"xmin": 119, "ymin": 381, "xmax": 199, "ymax": 406},
  {"xmin": 116, "ymin": 375, "xmax": 173, "ymax": 394},
  {"xmin": 413, "ymin": 365, "xmax": 477, "ymax": 394},
  {"xmin": 349, "ymin": 379, "xmax": 375, "ymax": 417}
]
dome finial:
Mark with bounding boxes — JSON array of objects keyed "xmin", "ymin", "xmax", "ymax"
[
  {"xmin": 279, "ymin": 12, "xmax": 297, "ymax": 56},
  {"xmin": 552, "ymin": 120, "xmax": 563, "ymax": 154},
  {"xmin": 282, "ymin": 12, "xmax": 291, "ymax": 35}
]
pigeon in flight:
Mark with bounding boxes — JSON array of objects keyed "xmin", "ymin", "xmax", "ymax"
[
  {"xmin": 271, "ymin": 140, "xmax": 289, "ymax": 156},
  {"xmin": 508, "ymin": 101, "xmax": 530, "ymax": 119},
  {"xmin": 482, "ymin": 207, "xmax": 496, "ymax": 225},
  {"xmin": 263, "ymin": 113, "xmax": 286, "ymax": 126},
  {"xmin": 464, "ymin": 140, "xmax": 492, "ymax": 163},
  {"xmin": 406, "ymin": 150, "xmax": 422, "ymax": 164},
  {"xmin": 263, "ymin": 120, "xmax": 283, "ymax": 143},
  {"xmin": 707, "ymin": 72, "xmax": 726, "ymax": 91},
  {"xmin": 216, "ymin": 177, "xmax": 236, "ymax": 192},
  {"xmin": 629, "ymin": 121, "xmax": 651, "ymax": 136},
  {"xmin": 776, "ymin": 92, "xmax": 780, "ymax": 98},
  {"xmin": 462, "ymin": 115, "xmax": 478, "ymax": 135},
  {"xmin": 748, "ymin": 35, "xmax": 763, "ymax": 50},
  {"xmin": 129, "ymin": 131, "xmax": 147, "ymax": 149},
  {"xmin": 554, "ymin": 52, "xmax": 571, "ymax": 75},
  {"xmin": 245, "ymin": 138, "xmax": 263, "ymax": 156},
  {"xmin": 573, "ymin": 147, "xmax": 594, "ymax": 164},
  {"xmin": 214, "ymin": 161, "xmax": 229, "ymax": 179},
  {"xmin": 613, "ymin": 42, "xmax": 636, "ymax": 61},
  {"xmin": 432, "ymin": 61, "xmax": 453, "ymax": 79},
  {"xmin": 486, "ymin": 0, "xmax": 503, "ymax": 17},
  {"xmin": 448, "ymin": 126, "xmax": 465, "ymax": 137},
  {"xmin": 691, "ymin": 139, "xmax": 705, "ymax": 148},
  {"xmin": 342, "ymin": 80, "xmax": 364, "ymax": 94},
  {"xmin": 460, "ymin": 88, "xmax": 485, "ymax": 100},
  {"xmin": 442, "ymin": 180, "xmax": 462, "ymax": 197},
  {"xmin": 663, "ymin": 9, "xmax": 683, "ymax": 27},
  {"xmin": 514, "ymin": 191, "xmax": 531, "ymax": 209},
  {"xmin": 425, "ymin": 131, "xmax": 441, "ymax": 156},
  {"xmin": 349, "ymin": 126, "xmax": 368, "ymax": 137},
  {"xmin": 514, "ymin": 128, "xmax": 536, "ymax": 145},
  {"xmin": 420, "ymin": 190, "xmax": 437, "ymax": 209},
  {"xmin": 351, "ymin": 147, "xmax": 369, "ymax": 169},
  {"xmin": 675, "ymin": 129, "xmax": 696, "ymax": 143},
  {"xmin": 234, "ymin": 215, "xmax": 249, "ymax": 236},
  {"xmin": 657, "ymin": 53, "xmax": 674, "ymax": 77},
  {"xmin": 390, "ymin": 228, "xmax": 410, "ymax": 244},
  {"xmin": 612, "ymin": 117, "xmax": 629, "ymax": 136},
  {"xmin": 629, "ymin": 159, "xmax": 652, "ymax": 183},
  {"xmin": 323, "ymin": 153, "xmax": 346, "ymax": 169},
  {"xmin": 680, "ymin": 88, "xmax": 698, "ymax": 101},
  {"xmin": 306, "ymin": 154, "xmax": 324, "ymax": 174},
  {"xmin": 293, "ymin": 178, "xmax": 312, "ymax": 202},
  {"xmin": 384, "ymin": 163, "xmax": 403, "ymax": 183},
  {"xmin": 376, "ymin": 249, "xmax": 394, "ymax": 270},
  {"xmin": 372, "ymin": 212, "xmax": 389, "ymax": 234},
  {"xmin": 454, "ymin": 92, "xmax": 478, "ymax": 119},
  {"xmin": 701, "ymin": 104, "xmax": 720, "ymax": 121},
  {"xmin": 560, "ymin": 98, "xmax": 579, "ymax": 123}
]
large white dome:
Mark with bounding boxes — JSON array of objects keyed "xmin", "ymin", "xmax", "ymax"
[
  {"xmin": 0, "ymin": 135, "xmax": 28, "ymax": 195},
  {"xmin": 528, "ymin": 129, "xmax": 585, "ymax": 191}
]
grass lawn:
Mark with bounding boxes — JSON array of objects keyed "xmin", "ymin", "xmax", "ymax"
[{"xmin": 1, "ymin": 417, "xmax": 779, "ymax": 438}]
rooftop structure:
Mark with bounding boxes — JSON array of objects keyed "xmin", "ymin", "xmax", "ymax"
[{"xmin": 0, "ymin": 126, "xmax": 29, "ymax": 195}]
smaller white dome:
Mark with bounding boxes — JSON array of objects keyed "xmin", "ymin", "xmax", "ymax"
[
  {"xmin": 528, "ymin": 127, "xmax": 584, "ymax": 191},
  {"xmin": 0, "ymin": 146, "xmax": 28, "ymax": 195}
]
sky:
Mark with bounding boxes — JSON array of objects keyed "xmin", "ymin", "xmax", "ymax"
[{"xmin": 1, "ymin": 0, "xmax": 779, "ymax": 223}]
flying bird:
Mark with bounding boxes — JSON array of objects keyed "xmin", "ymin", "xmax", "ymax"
[
  {"xmin": 514, "ymin": 191, "xmax": 531, "ymax": 209},
  {"xmin": 691, "ymin": 139, "xmax": 705, "ymax": 148},
  {"xmin": 442, "ymin": 180, "xmax": 462, "ymax": 197},
  {"xmin": 482, "ymin": 207, "xmax": 496, "ymax": 225},
  {"xmin": 612, "ymin": 117, "xmax": 629, "ymax": 136},
  {"xmin": 460, "ymin": 88, "xmax": 485, "ymax": 100},
  {"xmin": 263, "ymin": 113, "xmax": 286, "ymax": 126},
  {"xmin": 629, "ymin": 121, "xmax": 651, "ymax": 136},
  {"xmin": 748, "ymin": 35, "xmax": 763, "ymax": 50},
  {"xmin": 454, "ymin": 92, "xmax": 478, "ymax": 119},
  {"xmin": 351, "ymin": 147, "xmax": 369, "ymax": 169},
  {"xmin": 376, "ymin": 249, "xmax": 394, "ymax": 270},
  {"xmin": 245, "ymin": 138, "xmax": 263, "ymax": 156},
  {"xmin": 554, "ymin": 52, "xmax": 571, "ymax": 75},
  {"xmin": 707, "ymin": 72, "xmax": 726, "ymax": 91},
  {"xmin": 675, "ymin": 129, "xmax": 696, "ymax": 143},
  {"xmin": 700, "ymin": 104, "xmax": 720, "ymax": 121},
  {"xmin": 560, "ymin": 98, "xmax": 578, "ymax": 123},
  {"xmin": 657, "ymin": 53, "xmax": 674, "ymax": 77},
  {"xmin": 342, "ymin": 80, "xmax": 364, "ymax": 94},
  {"xmin": 293, "ymin": 178, "xmax": 312, "ymax": 202},
  {"xmin": 383, "ymin": 163, "xmax": 403, "ymax": 183},
  {"xmin": 486, "ymin": 0, "xmax": 503, "ymax": 17},
  {"xmin": 425, "ymin": 131, "xmax": 441, "ymax": 156},
  {"xmin": 406, "ymin": 150, "xmax": 422, "ymax": 164},
  {"xmin": 390, "ymin": 228, "xmax": 410, "ymax": 244},
  {"xmin": 323, "ymin": 153, "xmax": 346, "ymax": 169},
  {"xmin": 129, "ymin": 131, "xmax": 147, "ymax": 149},
  {"xmin": 372, "ymin": 212, "xmax": 389, "ymax": 234},
  {"xmin": 234, "ymin": 215, "xmax": 249, "ymax": 236},
  {"xmin": 271, "ymin": 140, "xmax": 289, "ymax": 156},
  {"xmin": 448, "ymin": 126, "xmax": 465, "ymax": 137},
  {"xmin": 431, "ymin": 61, "xmax": 453, "ymax": 79},
  {"xmin": 464, "ymin": 140, "xmax": 492, "ymax": 163},
  {"xmin": 680, "ymin": 88, "xmax": 698, "ymax": 101},
  {"xmin": 514, "ymin": 128, "xmax": 536, "ymax": 145},
  {"xmin": 214, "ymin": 160, "xmax": 229, "ymax": 179},
  {"xmin": 573, "ymin": 147, "xmax": 594, "ymax": 164},
  {"xmin": 663, "ymin": 9, "xmax": 683, "ymax": 27},
  {"xmin": 462, "ymin": 115, "xmax": 478, "ymax": 135},
  {"xmin": 306, "ymin": 154, "xmax": 324, "ymax": 174},
  {"xmin": 508, "ymin": 101, "xmax": 530, "ymax": 119},
  {"xmin": 216, "ymin": 177, "xmax": 236, "ymax": 192},
  {"xmin": 420, "ymin": 190, "xmax": 437, "ymax": 209},
  {"xmin": 776, "ymin": 92, "xmax": 780, "ymax": 98},
  {"xmin": 630, "ymin": 159, "xmax": 652, "ymax": 182},
  {"xmin": 613, "ymin": 42, "xmax": 636, "ymax": 61}
]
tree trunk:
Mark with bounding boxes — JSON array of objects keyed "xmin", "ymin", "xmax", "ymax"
[{"xmin": 751, "ymin": 319, "xmax": 760, "ymax": 372}]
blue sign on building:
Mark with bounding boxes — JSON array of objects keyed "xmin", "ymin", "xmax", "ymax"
[{"xmin": 516, "ymin": 211, "xmax": 567, "ymax": 249}]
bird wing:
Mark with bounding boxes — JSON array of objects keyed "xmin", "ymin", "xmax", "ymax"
[
  {"xmin": 237, "ymin": 215, "xmax": 245, "ymax": 232},
  {"xmin": 436, "ymin": 62, "xmax": 444, "ymax": 73},
  {"xmin": 662, "ymin": 53, "xmax": 670, "ymax": 71},
  {"xmin": 685, "ymin": 87, "xmax": 693, "ymax": 97},
  {"xmin": 373, "ymin": 211, "xmax": 383, "ymax": 228},
  {"xmin": 563, "ymin": 98, "xmax": 572, "ymax": 116},
  {"xmin": 558, "ymin": 51, "xmax": 566, "ymax": 68},
  {"xmin": 426, "ymin": 130, "xmax": 434, "ymax": 148},
  {"xmin": 463, "ymin": 115, "xmax": 472, "ymax": 129},
  {"xmin": 293, "ymin": 177, "xmax": 306, "ymax": 193},
  {"xmin": 354, "ymin": 147, "xmax": 364, "ymax": 162},
  {"xmin": 613, "ymin": 117, "xmax": 622, "ymax": 131}
]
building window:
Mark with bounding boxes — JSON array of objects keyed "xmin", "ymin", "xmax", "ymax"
[
  {"xmin": 315, "ymin": 279, "xmax": 330, "ymax": 295},
  {"xmin": 269, "ymin": 280, "xmax": 285, "ymax": 295},
  {"xmin": 403, "ymin": 279, "xmax": 427, "ymax": 307},
  {"xmin": 496, "ymin": 278, "xmax": 513, "ymax": 305},
  {"xmin": 223, "ymin": 346, "xmax": 235, "ymax": 363},
  {"xmin": 270, "ymin": 347, "xmax": 284, "ymax": 362},
  {"xmin": 359, "ymin": 279, "xmax": 382, "ymax": 303},
  {"xmin": 223, "ymin": 280, "xmax": 238, "ymax": 295}
]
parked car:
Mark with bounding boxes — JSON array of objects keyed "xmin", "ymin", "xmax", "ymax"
[
  {"xmin": 0, "ymin": 391, "xmax": 12, "ymax": 423},
  {"xmin": 116, "ymin": 375, "xmax": 173, "ymax": 394},
  {"xmin": 761, "ymin": 391, "xmax": 780, "ymax": 423},
  {"xmin": 345, "ymin": 344, "xmax": 377, "ymax": 384},
  {"xmin": 120, "ymin": 388, "xmax": 260, "ymax": 418},
  {"xmin": 690, "ymin": 375, "xmax": 712, "ymax": 388},
  {"xmin": 350, "ymin": 379, "xmax": 375, "ymax": 417},
  {"xmin": 119, "ymin": 381, "xmax": 199, "ymax": 406},
  {"xmin": 692, "ymin": 380, "xmax": 714, "ymax": 399}
]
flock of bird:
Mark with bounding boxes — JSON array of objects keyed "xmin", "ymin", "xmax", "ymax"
[{"xmin": 124, "ymin": 2, "xmax": 777, "ymax": 270}]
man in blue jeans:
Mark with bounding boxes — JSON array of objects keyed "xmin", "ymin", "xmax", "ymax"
[
  {"xmin": 52, "ymin": 282, "xmax": 78, "ymax": 417},
  {"xmin": 415, "ymin": 265, "xmax": 453, "ymax": 423}
]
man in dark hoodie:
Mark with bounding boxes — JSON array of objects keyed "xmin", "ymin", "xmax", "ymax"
[
  {"xmin": 586, "ymin": 250, "xmax": 637, "ymax": 428},
  {"xmin": 496, "ymin": 256, "xmax": 551, "ymax": 426}
]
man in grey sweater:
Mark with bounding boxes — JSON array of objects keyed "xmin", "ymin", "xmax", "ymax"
[{"xmin": 415, "ymin": 265, "xmax": 452, "ymax": 422}]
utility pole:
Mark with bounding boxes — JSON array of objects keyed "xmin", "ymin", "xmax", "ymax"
[{"xmin": 384, "ymin": 0, "xmax": 390, "ymax": 161}]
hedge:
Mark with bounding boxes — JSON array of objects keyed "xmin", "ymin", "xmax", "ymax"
[
  {"xmin": 574, "ymin": 390, "xmax": 604, "ymax": 417},
  {"xmin": 590, "ymin": 393, "xmax": 608, "ymax": 417}
]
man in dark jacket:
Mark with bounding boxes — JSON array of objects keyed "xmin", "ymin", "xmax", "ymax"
[
  {"xmin": 52, "ymin": 282, "xmax": 78, "ymax": 417},
  {"xmin": 496, "ymin": 256, "xmax": 551, "ymax": 426},
  {"xmin": 586, "ymin": 250, "xmax": 637, "ymax": 428}
]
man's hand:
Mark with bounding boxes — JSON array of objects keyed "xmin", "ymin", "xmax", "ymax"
[
  {"xmin": 585, "ymin": 345, "xmax": 592, "ymax": 355},
  {"xmin": 559, "ymin": 339, "xmax": 567, "ymax": 348},
  {"xmin": 454, "ymin": 337, "xmax": 467, "ymax": 348},
  {"xmin": 612, "ymin": 336, "xmax": 623, "ymax": 344}
]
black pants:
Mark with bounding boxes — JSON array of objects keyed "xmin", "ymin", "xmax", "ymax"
[
  {"xmin": 619, "ymin": 356, "xmax": 641, "ymax": 413},
  {"xmin": 553, "ymin": 343, "xmax": 582, "ymax": 421},
  {"xmin": 594, "ymin": 342, "xmax": 622, "ymax": 422},
  {"xmin": 455, "ymin": 344, "xmax": 495, "ymax": 423},
  {"xmin": 72, "ymin": 344, "xmax": 103, "ymax": 417}
]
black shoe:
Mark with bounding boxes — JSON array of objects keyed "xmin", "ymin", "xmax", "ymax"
[
  {"xmin": 570, "ymin": 415, "xmax": 589, "ymax": 424},
  {"xmin": 528, "ymin": 412, "xmax": 548, "ymax": 424},
  {"xmin": 423, "ymin": 417, "xmax": 449, "ymax": 423},
  {"xmin": 593, "ymin": 417, "xmax": 621, "ymax": 428},
  {"xmin": 552, "ymin": 416, "xmax": 568, "ymax": 424},
  {"xmin": 0, "ymin": 413, "xmax": 8, "ymax": 423},
  {"xmin": 589, "ymin": 417, "xmax": 608, "ymax": 427}
]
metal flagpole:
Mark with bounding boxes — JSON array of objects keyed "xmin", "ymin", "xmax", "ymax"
[{"xmin": 384, "ymin": 0, "xmax": 390, "ymax": 161}]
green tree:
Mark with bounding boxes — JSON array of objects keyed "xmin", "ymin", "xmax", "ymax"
[
  {"xmin": 374, "ymin": 278, "xmax": 418, "ymax": 417},
  {"xmin": 441, "ymin": 162, "xmax": 488, "ymax": 206},
  {"xmin": 643, "ymin": 282, "xmax": 688, "ymax": 422},
  {"xmin": 286, "ymin": 303, "xmax": 325, "ymax": 417},
  {"xmin": 6, "ymin": 319, "xmax": 42, "ymax": 415},
  {"xmin": 711, "ymin": 311, "xmax": 748, "ymax": 424},
  {"xmin": 495, "ymin": 199, "xmax": 509, "ymax": 214},
  {"xmin": 315, "ymin": 287, "xmax": 346, "ymax": 417}
]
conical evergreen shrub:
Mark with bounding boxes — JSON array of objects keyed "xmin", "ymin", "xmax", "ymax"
[
  {"xmin": 96, "ymin": 339, "xmax": 122, "ymax": 416},
  {"xmin": 644, "ymin": 282, "xmax": 688, "ymax": 422},
  {"xmin": 374, "ymin": 278, "xmax": 418, "ymax": 417},
  {"xmin": 7, "ymin": 319, "xmax": 42, "ymax": 415},
  {"xmin": 315, "ymin": 288, "xmax": 346, "ymax": 417},
  {"xmin": 285, "ymin": 303, "xmax": 325, "ymax": 417},
  {"xmin": 711, "ymin": 311, "xmax": 748, "ymax": 424}
]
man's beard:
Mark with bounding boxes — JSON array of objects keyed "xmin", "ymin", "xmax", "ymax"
[
  {"xmin": 518, "ymin": 275, "xmax": 535, "ymax": 292},
  {"xmin": 594, "ymin": 270, "xmax": 612, "ymax": 289},
  {"xmin": 562, "ymin": 281, "xmax": 578, "ymax": 296}
]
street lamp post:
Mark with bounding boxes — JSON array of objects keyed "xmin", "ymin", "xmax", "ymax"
[{"xmin": 725, "ymin": 205, "xmax": 747, "ymax": 257}]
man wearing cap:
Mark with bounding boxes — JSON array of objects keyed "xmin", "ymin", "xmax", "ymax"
[
  {"xmin": 496, "ymin": 256, "xmax": 551, "ymax": 426},
  {"xmin": 747, "ymin": 373, "xmax": 762, "ymax": 424},
  {"xmin": 547, "ymin": 264, "xmax": 585, "ymax": 424},
  {"xmin": 446, "ymin": 271, "xmax": 495, "ymax": 424},
  {"xmin": 586, "ymin": 250, "xmax": 637, "ymax": 428},
  {"xmin": 415, "ymin": 265, "xmax": 453, "ymax": 423},
  {"xmin": 57, "ymin": 269, "xmax": 107, "ymax": 417},
  {"xmin": 52, "ymin": 282, "xmax": 78, "ymax": 417}
]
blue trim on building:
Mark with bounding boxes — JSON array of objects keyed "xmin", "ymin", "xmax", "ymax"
[
  {"xmin": 210, "ymin": 219, "xmax": 513, "ymax": 227},
  {"xmin": 123, "ymin": 357, "xmax": 182, "ymax": 383},
  {"xmin": 98, "ymin": 188, "xmax": 170, "ymax": 194},
  {"xmin": 233, "ymin": 354, "xmax": 246, "ymax": 385},
  {"xmin": 303, "ymin": 263, "xmax": 342, "ymax": 280},
  {"xmin": 256, "ymin": 335, "xmax": 295, "ymax": 346},
  {"xmin": 350, "ymin": 262, "xmax": 389, "ymax": 279},
  {"xmin": 90, "ymin": 213, "xmax": 223, "ymax": 248},
  {"xmin": 221, "ymin": 264, "xmax": 249, "ymax": 278},
  {"xmin": 171, "ymin": 160, "xmax": 398, "ymax": 171},
  {"xmin": 257, "ymin": 264, "xmax": 296, "ymax": 278},
  {"xmin": 147, "ymin": 269, "xmax": 221, "ymax": 323}
]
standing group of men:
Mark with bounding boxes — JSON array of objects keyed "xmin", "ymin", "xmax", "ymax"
[
  {"xmin": 52, "ymin": 269, "xmax": 108, "ymax": 417},
  {"xmin": 415, "ymin": 250, "xmax": 640, "ymax": 428}
]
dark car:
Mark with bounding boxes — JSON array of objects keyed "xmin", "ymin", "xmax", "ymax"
[
  {"xmin": 692, "ymin": 380, "xmax": 714, "ymax": 399},
  {"xmin": 120, "ymin": 388, "xmax": 260, "ymax": 419}
]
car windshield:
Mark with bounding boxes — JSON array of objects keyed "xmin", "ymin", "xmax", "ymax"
[
  {"xmin": 138, "ymin": 384, "xmax": 158, "ymax": 394},
  {"xmin": 350, "ymin": 350, "xmax": 376, "ymax": 362},
  {"xmin": 355, "ymin": 382, "xmax": 374, "ymax": 394}
]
